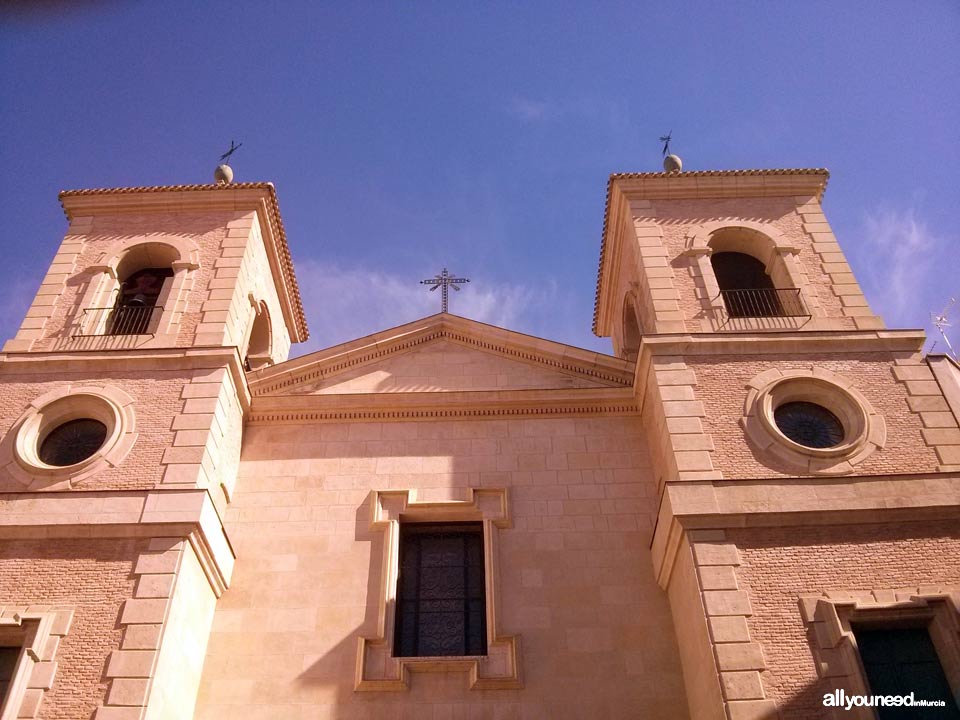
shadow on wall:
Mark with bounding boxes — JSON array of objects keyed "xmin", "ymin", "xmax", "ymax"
[
  {"xmin": 200, "ymin": 415, "xmax": 681, "ymax": 718},
  {"xmin": 292, "ymin": 499, "xmax": 382, "ymax": 710}
]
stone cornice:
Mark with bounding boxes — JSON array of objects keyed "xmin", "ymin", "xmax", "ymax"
[
  {"xmin": 650, "ymin": 470, "xmax": 960, "ymax": 589},
  {"xmin": 249, "ymin": 313, "xmax": 634, "ymax": 396},
  {"xmin": 248, "ymin": 387, "xmax": 639, "ymax": 424},
  {"xmin": 58, "ymin": 183, "xmax": 308, "ymax": 344},
  {"xmin": 609, "ymin": 168, "xmax": 829, "ymax": 201},
  {"xmin": 0, "ymin": 488, "xmax": 235, "ymax": 596},
  {"xmin": 637, "ymin": 329, "xmax": 925, "ymax": 367},
  {"xmin": 593, "ymin": 168, "xmax": 830, "ymax": 336},
  {"xmin": 0, "ymin": 346, "xmax": 251, "ymax": 412}
]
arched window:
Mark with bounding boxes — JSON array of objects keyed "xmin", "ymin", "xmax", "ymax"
[
  {"xmin": 711, "ymin": 252, "xmax": 775, "ymax": 293},
  {"xmin": 89, "ymin": 243, "xmax": 180, "ymax": 336},
  {"xmin": 621, "ymin": 295, "xmax": 641, "ymax": 362},
  {"xmin": 244, "ymin": 302, "xmax": 273, "ymax": 371},
  {"xmin": 710, "ymin": 251, "xmax": 797, "ymax": 318},
  {"xmin": 109, "ymin": 267, "xmax": 174, "ymax": 335},
  {"xmin": 73, "ymin": 238, "xmax": 198, "ymax": 340}
]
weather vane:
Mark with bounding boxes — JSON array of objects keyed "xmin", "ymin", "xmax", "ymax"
[
  {"xmin": 659, "ymin": 130, "xmax": 672, "ymax": 157},
  {"xmin": 420, "ymin": 268, "xmax": 470, "ymax": 313},
  {"xmin": 219, "ymin": 140, "xmax": 243, "ymax": 164}
]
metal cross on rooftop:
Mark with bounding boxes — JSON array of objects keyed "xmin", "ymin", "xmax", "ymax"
[
  {"xmin": 420, "ymin": 268, "xmax": 470, "ymax": 313},
  {"xmin": 659, "ymin": 130, "xmax": 673, "ymax": 157},
  {"xmin": 219, "ymin": 140, "xmax": 243, "ymax": 164}
]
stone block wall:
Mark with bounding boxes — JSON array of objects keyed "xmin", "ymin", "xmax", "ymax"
[
  {"xmin": 194, "ymin": 211, "xmax": 290, "ymax": 364},
  {"xmin": 0, "ymin": 369, "xmax": 189, "ymax": 492},
  {"xmin": 6, "ymin": 206, "xmax": 291, "ymax": 365},
  {"xmin": 12, "ymin": 211, "xmax": 229, "ymax": 351},
  {"xmin": 600, "ymin": 185, "xmax": 885, "ymax": 350},
  {"xmin": 653, "ymin": 195, "xmax": 856, "ymax": 331},
  {"xmin": 195, "ymin": 414, "xmax": 688, "ymax": 719}
]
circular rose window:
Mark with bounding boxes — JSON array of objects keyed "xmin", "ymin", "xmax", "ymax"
[
  {"xmin": 5, "ymin": 385, "xmax": 137, "ymax": 488},
  {"xmin": 773, "ymin": 401, "xmax": 845, "ymax": 449},
  {"xmin": 38, "ymin": 418, "xmax": 109, "ymax": 467},
  {"xmin": 741, "ymin": 368, "xmax": 886, "ymax": 475}
]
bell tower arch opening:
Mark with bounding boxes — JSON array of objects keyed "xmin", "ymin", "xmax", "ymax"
[
  {"xmin": 709, "ymin": 251, "xmax": 779, "ymax": 318},
  {"xmin": 82, "ymin": 240, "xmax": 185, "ymax": 338},
  {"xmin": 109, "ymin": 244, "xmax": 179, "ymax": 334},
  {"xmin": 706, "ymin": 227, "xmax": 803, "ymax": 319},
  {"xmin": 244, "ymin": 300, "xmax": 274, "ymax": 371},
  {"xmin": 620, "ymin": 293, "xmax": 642, "ymax": 362}
]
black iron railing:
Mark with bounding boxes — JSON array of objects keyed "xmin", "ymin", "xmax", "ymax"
[
  {"xmin": 75, "ymin": 305, "xmax": 163, "ymax": 336},
  {"xmin": 718, "ymin": 288, "xmax": 807, "ymax": 318}
]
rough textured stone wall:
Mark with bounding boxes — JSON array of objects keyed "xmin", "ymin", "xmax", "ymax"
[
  {"xmin": 196, "ymin": 414, "xmax": 688, "ymax": 720},
  {"xmin": 727, "ymin": 522, "xmax": 960, "ymax": 719},
  {"xmin": 0, "ymin": 536, "xmax": 146, "ymax": 720},
  {"xmin": 0, "ymin": 370, "xmax": 189, "ymax": 491},
  {"xmin": 687, "ymin": 353, "xmax": 940, "ymax": 478}
]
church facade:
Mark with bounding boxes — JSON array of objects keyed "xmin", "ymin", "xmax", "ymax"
[{"xmin": 0, "ymin": 168, "xmax": 958, "ymax": 719}]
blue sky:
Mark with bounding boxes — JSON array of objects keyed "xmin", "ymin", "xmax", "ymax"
[{"xmin": 1, "ymin": 1, "xmax": 957, "ymax": 357}]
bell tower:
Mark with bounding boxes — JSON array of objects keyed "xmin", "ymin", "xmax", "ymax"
[
  {"xmin": 0, "ymin": 178, "xmax": 307, "ymax": 719},
  {"xmin": 594, "ymin": 166, "xmax": 960, "ymax": 718},
  {"xmin": 4, "ymin": 181, "xmax": 306, "ymax": 365}
]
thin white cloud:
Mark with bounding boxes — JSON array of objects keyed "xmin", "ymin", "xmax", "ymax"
[
  {"xmin": 861, "ymin": 207, "xmax": 936, "ymax": 324},
  {"xmin": 292, "ymin": 261, "xmax": 562, "ymax": 356},
  {"xmin": 507, "ymin": 96, "xmax": 552, "ymax": 123},
  {"xmin": 858, "ymin": 206, "xmax": 957, "ymax": 354}
]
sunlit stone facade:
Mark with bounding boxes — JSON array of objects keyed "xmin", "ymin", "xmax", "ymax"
[{"xmin": 1, "ymin": 170, "xmax": 958, "ymax": 719}]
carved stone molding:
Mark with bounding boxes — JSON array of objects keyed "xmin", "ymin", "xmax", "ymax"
[
  {"xmin": 2, "ymin": 384, "xmax": 137, "ymax": 490},
  {"xmin": 356, "ymin": 488, "xmax": 521, "ymax": 691},
  {"xmin": 0, "ymin": 606, "xmax": 73, "ymax": 720},
  {"xmin": 741, "ymin": 367, "xmax": 886, "ymax": 475}
]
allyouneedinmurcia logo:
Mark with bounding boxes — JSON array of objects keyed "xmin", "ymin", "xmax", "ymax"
[{"xmin": 823, "ymin": 689, "xmax": 947, "ymax": 711}]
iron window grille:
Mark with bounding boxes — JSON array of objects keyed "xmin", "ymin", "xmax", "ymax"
[
  {"xmin": 74, "ymin": 305, "xmax": 164, "ymax": 336},
  {"xmin": 394, "ymin": 522, "xmax": 487, "ymax": 657},
  {"xmin": 718, "ymin": 288, "xmax": 808, "ymax": 318}
]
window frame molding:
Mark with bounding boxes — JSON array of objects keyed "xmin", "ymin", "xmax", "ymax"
[
  {"xmin": 74, "ymin": 237, "xmax": 200, "ymax": 341},
  {"xmin": 683, "ymin": 221, "xmax": 820, "ymax": 329},
  {"xmin": 800, "ymin": 588, "xmax": 960, "ymax": 720},
  {"xmin": 619, "ymin": 290, "xmax": 642, "ymax": 362},
  {"xmin": 741, "ymin": 367, "xmax": 886, "ymax": 475},
  {"xmin": 2, "ymin": 384, "xmax": 137, "ymax": 490},
  {"xmin": 356, "ymin": 488, "xmax": 521, "ymax": 691},
  {"xmin": 241, "ymin": 294, "xmax": 274, "ymax": 371},
  {"xmin": 0, "ymin": 607, "xmax": 73, "ymax": 720}
]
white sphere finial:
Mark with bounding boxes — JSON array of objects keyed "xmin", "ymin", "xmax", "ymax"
[
  {"xmin": 214, "ymin": 164, "xmax": 234, "ymax": 184},
  {"xmin": 663, "ymin": 154, "xmax": 683, "ymax": 173}
]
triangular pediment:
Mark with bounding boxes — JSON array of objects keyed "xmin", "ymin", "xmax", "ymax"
[{"xmin": 248, "ymin": 314, "xmax": 633, "ymax": 396}]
